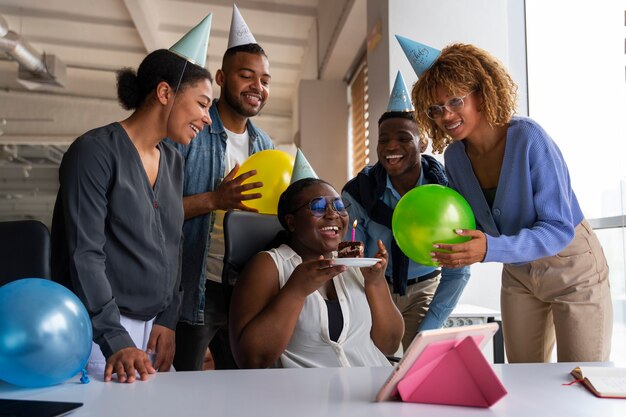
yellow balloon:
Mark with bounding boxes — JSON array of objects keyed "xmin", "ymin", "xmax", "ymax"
[{"xmin": 237, "ymin": 150, "xmax": 295, "ymax": 214}]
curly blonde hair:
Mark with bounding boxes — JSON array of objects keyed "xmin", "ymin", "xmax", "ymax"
[{"xmin": 411, "ymin": 43, "xmax": 518, "ymax": 153}]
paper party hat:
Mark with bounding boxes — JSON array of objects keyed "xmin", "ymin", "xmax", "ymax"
[
  {"xmin": 169, "ymin": 13, "xmax": 213, "ymax": 67},
  {"xmin": 395, "ymin": 35, "xmax": 440, "ymax": 78},
  {"xmin": 227, "ymin": 4, "xmax": 257, "ymax": 49}
]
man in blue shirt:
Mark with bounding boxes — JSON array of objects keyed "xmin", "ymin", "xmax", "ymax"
[
  {"xmin": 171, "ymin": 7, "xmax": 274, "ymax": 370},
  {"xmin": 342, "ymin": 72, "xmax": 469, "ymax": 350}
]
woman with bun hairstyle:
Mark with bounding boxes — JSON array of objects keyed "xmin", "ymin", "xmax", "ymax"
[
  {"xmin": 410, "ymin": 42, "xmax": 612, "ymax": 363},
  {"xmin": 51, "ymin": 47, "xmax": 213, "ymax": 383},
  {"xmin": 229, "ymin": 178, "xmax": 403, "ymax": 368}
]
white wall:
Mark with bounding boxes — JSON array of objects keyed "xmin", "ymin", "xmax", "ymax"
[
  {"xmin": 296, "ymin": 0, "xmax": 366, "ymax": 188},
  {"xmin": 298, "ymin": 80, "xmax": 349, "ymax": 191}
]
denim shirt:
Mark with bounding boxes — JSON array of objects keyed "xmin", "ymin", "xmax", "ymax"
[
  {"xmin": 342, "ymin": 161, "xmax": 470, "ymax": 332},
  {"xmin": 170, "ymin": 99, "xmax": 274, "ymax": 324}
]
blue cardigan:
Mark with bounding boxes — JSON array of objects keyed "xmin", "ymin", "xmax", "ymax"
[{"xmin": 444, "ymin": 116, "xmax": 583, "ymax": 264}]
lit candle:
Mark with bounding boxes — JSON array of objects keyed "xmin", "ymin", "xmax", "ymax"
[{"xmin": 351, "ymin": 219, "xmax": 357, "ymax": 241}]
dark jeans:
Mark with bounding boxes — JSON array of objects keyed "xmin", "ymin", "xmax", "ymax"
[{"xmin": 173, "ymin": 280, "xmax": 238, "ymax": 370}]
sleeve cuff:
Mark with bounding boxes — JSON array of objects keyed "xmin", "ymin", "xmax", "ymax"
[{"xmin": 98, "ymin": 331, "xmax": 135, "ymax": 360}]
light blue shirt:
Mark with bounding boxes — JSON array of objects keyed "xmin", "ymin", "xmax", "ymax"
[
  {"xmin": 342, "ymin": 167, "xmax": 470, "ymax": 332},
  {"xmin": 445, "ymin": 116, "xmax": 584, "ymax": 264}
]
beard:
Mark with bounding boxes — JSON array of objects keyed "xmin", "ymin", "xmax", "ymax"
[{"xmin": 222, "ymin": 85, "xmax": 266, "ymax": 118}]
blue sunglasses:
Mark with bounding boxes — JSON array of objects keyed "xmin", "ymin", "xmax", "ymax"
[{"xmin": 292, "ymin": 196, "xmax": 349, "ymax": 217}]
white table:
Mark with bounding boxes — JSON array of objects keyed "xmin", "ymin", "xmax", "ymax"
[{"xmin": 1, "ymin": 363, "xmax": 624, "ymax": 417}]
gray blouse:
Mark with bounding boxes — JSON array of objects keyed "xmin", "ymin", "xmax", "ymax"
[{"xmin": 51, "ymin": 122, "xmax": 184, "ymax": 359}]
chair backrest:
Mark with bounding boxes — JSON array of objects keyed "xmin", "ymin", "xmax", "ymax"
[
  {"xmin": 222, "ymin": 211, "xmax": 283, "ymax": 300},
  {"xmin": 0, "ymin": 220, "xmax": 51, "ymax": 286}
]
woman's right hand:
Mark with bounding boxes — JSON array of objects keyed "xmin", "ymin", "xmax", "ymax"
[
  {"xmin": 104, "ymin": 347, "xmax": 156, "ymax": 383},
  {"xmin": 287, "ymin": 256, "xmax": 347, "ymax": 298}
]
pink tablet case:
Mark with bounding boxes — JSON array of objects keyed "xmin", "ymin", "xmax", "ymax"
[{"xmin": 396, "ymin": 336, "xmax": 507, "ymax": 407}]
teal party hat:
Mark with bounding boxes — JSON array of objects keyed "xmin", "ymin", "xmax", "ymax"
[
  {"xmin": 169, "ymin": 13, "xmax": 212, "ymax": 67},
  {"xmin": 290, "ymin": 149, "xmax": 318, "ymax": 184}
]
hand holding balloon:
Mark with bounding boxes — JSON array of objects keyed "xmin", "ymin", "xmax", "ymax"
[
  {"xmin": 392, "ymin": 185, "xmax": 476, "ymax": 267},
  {"xmin": 236, "ymin": 150, "xmax": 295, "ymax": 215},
  {"xmin": 213, "ymin": 164, "xmax": 263, "ymax": 212},
  {"xmin": 431, "ymin": 229, "xmax": 487, "ymax": 268}
]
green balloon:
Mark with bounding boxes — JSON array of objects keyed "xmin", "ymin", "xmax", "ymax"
[{"xmin": 392, "ymin": 184, "xmax": 476, "ymax": 267}]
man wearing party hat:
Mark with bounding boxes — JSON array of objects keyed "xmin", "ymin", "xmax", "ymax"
[
  {"xmin": 171, "ymin": 4, "xmax": 274, "ymax": 371},
  {"xmin": 342, "ymin": 70, "xmax": 470, "ymax": 350}
]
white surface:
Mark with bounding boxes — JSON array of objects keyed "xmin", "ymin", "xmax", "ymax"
[
  {"xmin": 333, "ymin": 258, "xmax": 381, "ymax": 267},
  {"xmin": 1, "ymin": 363, "xmax": 625, "ymax": 417},
  {"xmin": 451, "ymin": 303, "xmax": 502, "ymax": 320}
]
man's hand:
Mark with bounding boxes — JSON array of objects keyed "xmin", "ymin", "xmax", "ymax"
[{"xmin": 213, "ymin": 164, "xmax": 263, "ymax": 211}]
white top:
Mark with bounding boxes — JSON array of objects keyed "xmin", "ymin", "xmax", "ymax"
[
  {"xmin": 205, "ymin": 127, "xmax": 250, "ymax": 283},
  {"xmin": 266, "ymin": 244, "xmax": 391, "ymax": 368}
]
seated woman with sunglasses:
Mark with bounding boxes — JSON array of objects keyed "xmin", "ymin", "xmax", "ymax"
[
  {"xmin": 229, "ymin": 178, "xmax": 404, "ymax": 368},
  {"xmin": 410, "ymin": 43, "xmax": 612, "ymax": 363}
]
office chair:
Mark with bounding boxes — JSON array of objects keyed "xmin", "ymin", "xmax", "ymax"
[
  {"xmin": 0, "ymin": 220, "xmax": 51, "ymax": 286},
  {"xmin": 222, "ymin": 210, "xmax": 283, "ymax": 304}
]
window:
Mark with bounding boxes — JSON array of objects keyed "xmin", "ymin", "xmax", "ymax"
[
  {"xmin": 526, "ymin": 0, "xmax": 626, "ymax": 363},
  {"xmin": 347, "ymin": 59, "xmax": 370, "ymax": 178}
]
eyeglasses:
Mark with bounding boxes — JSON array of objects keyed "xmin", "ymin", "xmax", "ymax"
[
  {"xmin": 426, "ymin": 91, "xmax": 475, "ymax": 120},
  {"xmin": 291, "ymin": 196, "xmax": 349, "ymax": 217}
]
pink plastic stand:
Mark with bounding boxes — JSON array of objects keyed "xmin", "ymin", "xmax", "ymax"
[{"xmin": 396, "ymin": 336, "xmax": 507, "ymax": 407}]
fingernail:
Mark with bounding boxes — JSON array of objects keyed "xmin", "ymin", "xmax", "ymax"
[
  {"xmin": 146, "ymin": 349, "xmax": 153, "ymax": 354},
  {"xmin": 455, "ymin": 229, "xmax": 463, "ymax": 234},
  {"xmin": 429, "ymin": 252, "xmax": 436, "ymax": 256},
  {"xmin": 432, "ymin": 245, "xmax": 439, "ymax": 249}
]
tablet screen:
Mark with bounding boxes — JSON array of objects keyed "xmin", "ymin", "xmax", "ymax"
[{"xmin": 0, "ymin": 399, "xmax": 83, "ymax": 417}]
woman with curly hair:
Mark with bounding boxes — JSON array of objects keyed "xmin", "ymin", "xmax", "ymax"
[{"xmin": 411, "ymin": 42, "xmax": 612, "ymax": 363}]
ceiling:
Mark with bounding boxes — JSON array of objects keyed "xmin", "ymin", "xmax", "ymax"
[{"xmin": 0, "ymin": 0, "xmax": 322, "ymax": 225}]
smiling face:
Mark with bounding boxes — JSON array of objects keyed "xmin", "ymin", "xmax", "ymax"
[
  {"xmin": 377, "ymin": 116, "xmax": 425, "ymax": 179},
  {"xmin": 166, "ymin": 78, "xmax": 213, "ymax": 145},
  {"xmin": 285, "ymin": 182, "xmax": 349, "ymax": 259},
  {"xmin": 432, "ymin": 85, "xmax": 484, "ymax": 142},
  {"xmin": 217, "ymin": 52, "xmax": 270, "ymax": 118}
]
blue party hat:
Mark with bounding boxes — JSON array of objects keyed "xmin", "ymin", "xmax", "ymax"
[
  {"xmin": 290, "ymin": 148, "xmax": 318, "ymax": 184},
  {"xmin": 387, "ymin": 71, "xmax": 414, "ymax": 112},
  {"xmin": 169, "ymin": 13, "xmax": 212, "ymax": 67},
  {"xmin": 395, "ymin": 35, "xmax": 440, "ymax": 78}
]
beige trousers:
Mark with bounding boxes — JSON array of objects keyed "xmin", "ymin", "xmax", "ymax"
[
  {"xmin": 501, "ymin": 219, "xmax": 612, "ymax": 363},
  {"xmin": 390, "ymin": 275, "xmax": 441, "ymax": 350}
]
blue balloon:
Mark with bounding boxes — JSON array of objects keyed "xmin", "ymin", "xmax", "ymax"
[{"xmin": 0, "ymin": 278, "xmax": 92, "ymax": 387}]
